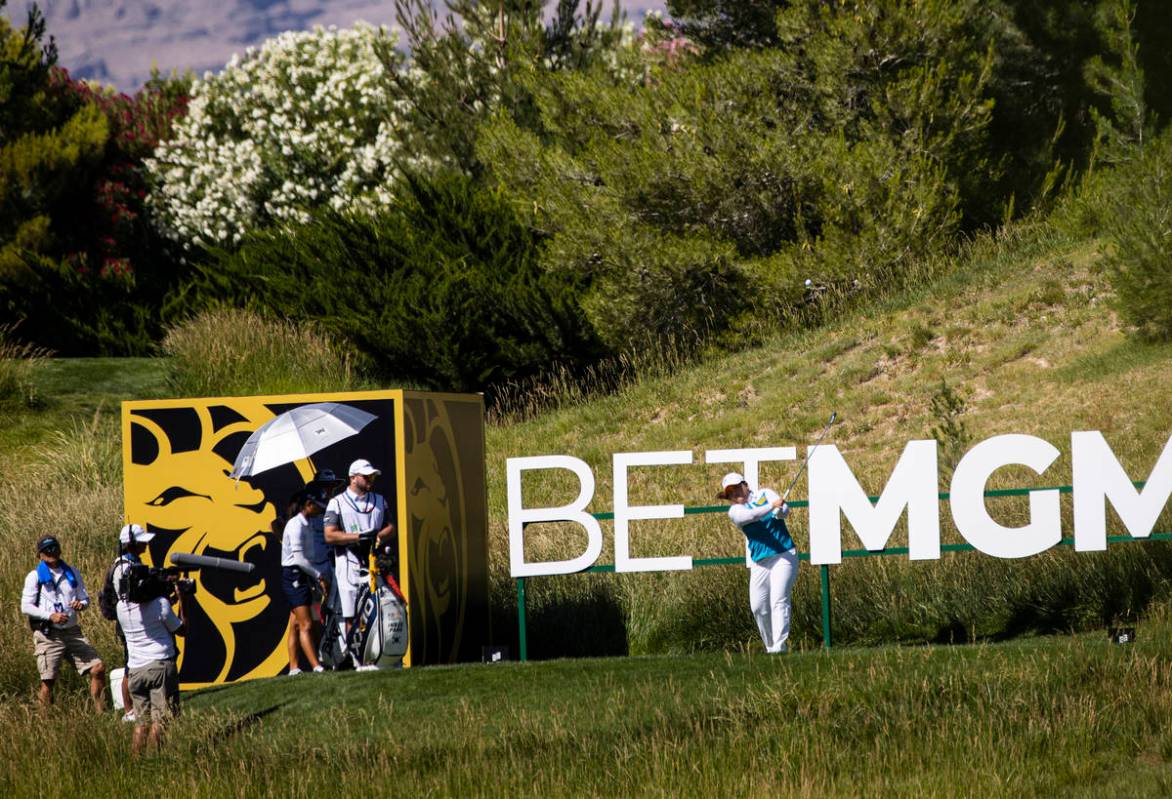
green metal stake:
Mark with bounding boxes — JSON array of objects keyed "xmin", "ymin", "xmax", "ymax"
[
  {"xmin": 820, "ymin": 564, "xmax": 832, "ymax": 650},
  {"xmin": 516, "ymin": 576, "xmax": 528, "ymax": 662}
]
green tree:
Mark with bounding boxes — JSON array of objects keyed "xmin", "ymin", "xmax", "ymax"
[
  {"xmin": 189, "ymin": 171, "xmax": 605, "ymax": 392},
  {"xmin": 0, "ymin": 3, "xmax": 191, "ymax": 354},
  {"xmin": 379, "ymin": 0, "xmax": 624, "ymax": 176},
  {"xmin": 1102, "ymin": 130, "xmax": 1172, "ymax": 341},
  {"xmin": 477, "ymin": 0, "xmax": 1002, "ymax": 349}
]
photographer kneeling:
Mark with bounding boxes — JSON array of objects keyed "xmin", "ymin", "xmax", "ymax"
[{"xmin": 115, "ymin": 533, "xmax": 188, "ymax": 756}]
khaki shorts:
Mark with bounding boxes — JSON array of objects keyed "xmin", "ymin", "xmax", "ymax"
[
  {"xmin": 32, "ymin": 626, "xmax": 102, "ymax": 681},
  {"xmin": 128, "ymin": 659, "xmax": 179, "ymax": 723}
]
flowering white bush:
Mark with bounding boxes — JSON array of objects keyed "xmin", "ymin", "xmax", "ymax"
[{"xmin": 146, "ymin": 24, "xmax": 410, "ymax": 248}]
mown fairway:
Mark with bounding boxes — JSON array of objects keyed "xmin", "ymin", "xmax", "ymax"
[{"xmin": 3, "ymin": 619, "xmax": 1172, "ymax": 797}]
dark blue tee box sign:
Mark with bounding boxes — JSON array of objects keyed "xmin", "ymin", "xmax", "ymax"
[
  {"xmin": 1110, "ymin": 627, "xmax": 1137, "ymax": 645},
  {"xmin": 482, "ymin": 646, "xmax": 508, "ymax": 664}
]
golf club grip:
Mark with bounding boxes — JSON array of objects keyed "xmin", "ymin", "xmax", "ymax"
[{"xmin": 169, "ymin": 552, "xmax": 255, "ymax": 574}]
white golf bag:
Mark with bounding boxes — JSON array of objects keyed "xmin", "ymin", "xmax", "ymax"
[{"xmin": 347, "ymin": 574, "xmax": 408, "ymax": 669}]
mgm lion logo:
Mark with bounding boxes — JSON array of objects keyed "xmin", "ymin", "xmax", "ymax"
[{"xmin": 123, "ymin": 395, "xmax": 399, "ymax": 687}]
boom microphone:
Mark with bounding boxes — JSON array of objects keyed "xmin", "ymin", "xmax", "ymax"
[{"xmin": 168, "ymin": 552, "xmax": 255, "ymax": 574}]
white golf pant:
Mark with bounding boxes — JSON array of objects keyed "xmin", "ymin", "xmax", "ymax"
[{"xmin": 748, "ymin": 549, "xmax": 799, "ymax": 653}]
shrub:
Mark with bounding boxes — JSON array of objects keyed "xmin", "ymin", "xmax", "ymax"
[
  {"xmin": 0, "ymin": 323, "xmax": 48, "ymax": 407},
  {"xmin": 190, "ymin": 171, "xmax": 606, "ymax": 393},
  {"xmin": 1102, "ymin": 131, "xmax": 1172, "ymax": 341},
  {"xmin": 161, "ymin": 308, "xmax": 360, "ymax": 397},
  {"xmin": 146, "ymin": 24, "xmax": 407, "ymax": 249}
]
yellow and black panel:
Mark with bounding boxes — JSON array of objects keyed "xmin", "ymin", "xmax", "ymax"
[
  {"xmin": 400, "ymin": 392, "xmax": 490, "ymax": 666},
  {"xmin": 122, "ymin": 390, "xmax": 403, "ymax": 689}
]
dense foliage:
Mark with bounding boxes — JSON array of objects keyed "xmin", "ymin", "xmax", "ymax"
[
  {"xmin": 3, "ymin": 0, "xmax": 1170, "ymax": 383},
  {"xmin": 1100, "ymin": 130, "xmax": 1172, "ymax": 340},
  {"xmin": 191, "ymin": 172, "xmax": 604, "ymax": 391},
  {"xmin": 0, "ymin": 0, "xmax": 189, "ymax": 354}
]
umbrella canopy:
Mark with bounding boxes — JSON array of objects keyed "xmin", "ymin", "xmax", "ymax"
[{"xmin": 230, "ymin": 402, "xmax": 377, "ymax": 479}]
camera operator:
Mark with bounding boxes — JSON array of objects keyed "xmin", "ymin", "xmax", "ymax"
[
  {"xmin": 20, "ymin": 535, "xmax": 106, "ymax": 711},
  {"xmin": 324, "ymin": 459, "xmax": 395, "ymax": 647},
  {"xmin": 104, "ymin": 523, "xmax": 155, "ymax": 721},
  {"xmin": 115, "ymin": 544, "xmax": 188, "ymax": 756}
]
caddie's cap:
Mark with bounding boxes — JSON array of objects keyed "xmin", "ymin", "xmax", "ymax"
[
  {"xmin": 119, "ymin": 523, "xmax": 155, "ymax": 545},
  {"xmin": 721, "ymin": 472, "xmax": 747, "ymax": 490},
  {"xmin": 37, "ymin": 535, "xmax": 61, "ymax": 554},
  {"xmin": 349, "ymin": 459, "xmax": 381, "ymax": 477}
]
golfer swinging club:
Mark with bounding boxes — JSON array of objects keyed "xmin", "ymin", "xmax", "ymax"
[{"xmin": 718, "ymin": 472, "xmax": 799, "ymax": 654}]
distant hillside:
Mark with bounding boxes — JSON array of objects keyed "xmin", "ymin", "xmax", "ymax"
[{"xmin": 5, "ymin": 0, "xmax": 666, "ymax": 90}]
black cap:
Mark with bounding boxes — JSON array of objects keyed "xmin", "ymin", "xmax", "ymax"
[
  {"xmin": 298, "ymin": 488, "xmax": 329, "ymax": 509},
  {"xmin": 312, "ymin": 469, "xmax": 340, "ymax": 485},
  {"xmin": 37, "ymin": 536, "xmax": 60, "ymax": 554}
]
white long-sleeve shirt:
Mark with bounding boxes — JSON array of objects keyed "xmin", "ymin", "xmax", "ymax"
[
  {"xmin": 282, "ymin": 514, "xmax": 322, "ymax": 580},
  {"xmin": 21, "ymin": 564, "xmax": 90, "ymax": 629},
  {"xmin": 728, "ymin": 487, "xmax": 795, "ymax": 563}
]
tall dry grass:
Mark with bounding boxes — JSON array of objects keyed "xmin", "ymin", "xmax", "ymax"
[
  {"xmin": 161, "ymin": 308, "xmax": 360, "ymax": 398},
  {"xmin": 0, "ymin": 323, "xmax": 50, "ymax": 408},
  {"xmin": 0, "ymin": 409, "xmax": 124, "ymax": 697}
]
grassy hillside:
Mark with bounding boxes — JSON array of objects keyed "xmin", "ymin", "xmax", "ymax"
[
  {"xmin": 482, "ymin": 220, "xmax": 1172, "ymax": 656},
  {"xmin": 4, "ymin": 614, "xmax": 1172, "ymax": 796}
]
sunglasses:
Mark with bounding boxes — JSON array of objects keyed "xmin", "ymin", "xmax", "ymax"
[{"xmin": 40, "ymin": 545, "xmax": 61, "ymax": 556}]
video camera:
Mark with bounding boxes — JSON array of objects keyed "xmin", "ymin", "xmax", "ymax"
[{"xmin": 121, "ymin": 552, "xmax": 255, "ymax": 604}]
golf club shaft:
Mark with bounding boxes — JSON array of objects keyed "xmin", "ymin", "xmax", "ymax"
[{"xmin": 782, "ymin": 411, "xmax": 837, "ymax": 501}]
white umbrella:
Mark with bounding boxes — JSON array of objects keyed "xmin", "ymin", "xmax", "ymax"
[{"xmin": 230, "ymin": 402, "xmax": 377, "ymax": 479}]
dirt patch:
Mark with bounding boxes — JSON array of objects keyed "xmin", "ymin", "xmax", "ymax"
[{"xmin": 737, "ymin": 384, "xmax": 758, "ymax": 407}]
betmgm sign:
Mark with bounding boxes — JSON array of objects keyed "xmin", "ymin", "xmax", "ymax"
[
  {"xmin": 122, "ymin": 390, "xmax": 489, "ymax": 688},
  {"xmin": 507, "ymin": 432, "xmax": 1172, "ymax": 576}
]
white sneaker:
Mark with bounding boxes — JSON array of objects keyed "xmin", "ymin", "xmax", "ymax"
[
  {"xmin": 288, "ymin": 668, "xmax": 303, "ymax": 676},
  {"xmin": 312, "ymin": 665, "xmax": 325, "ymax": 673},
  {"xmin": 122, "ymin": 710, "xmax": 136, "ymax": 723}
]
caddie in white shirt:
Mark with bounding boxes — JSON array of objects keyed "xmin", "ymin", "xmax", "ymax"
[{"xmin": 323, "ymin": 459, "xmax": 395, "ymax": 632}]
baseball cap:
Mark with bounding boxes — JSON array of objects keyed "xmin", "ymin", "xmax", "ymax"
[
  {"xmin": 349, "ymin": 459, "xmax": 381, "ymax": 477},
  {"xmin": 36, "ymin": 535, "xmax": 61, "ymax": 554},
  {"xmin": 119, "ymin": 523, "xmax": 156, "ymax": 545},
  {"xmin": 721, "ymin": 472, "xmax": 746, "ymax": 490},
  {"xmin": 312, "ymin": 468, "xmax": 340, "ymax": 485}
]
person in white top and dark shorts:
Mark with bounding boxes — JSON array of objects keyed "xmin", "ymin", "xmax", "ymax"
[
  {"xmin": 718, "ymin": 472, "xmax": 800, "ymax": 654},
  {"xmin": 20, "ymin": 535, "xmax": 107, "ymax": 710},
  {"xmin": 323, "ymin": 459, "xmax": 395, "ymax": 634},
  {"xmin": 282, "ymin": 487, "xmax": 328, "ymax": 675}
]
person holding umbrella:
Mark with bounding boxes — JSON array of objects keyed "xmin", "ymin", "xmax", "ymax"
[
  {"xmin": 324, "ymin": 459, "xmax": 395, "ymax": 641},
  {"xmin": 718, "ymin": 472, "xmax": 799, "ymax": 654}
]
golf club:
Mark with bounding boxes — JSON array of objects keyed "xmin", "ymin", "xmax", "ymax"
[{"xmin": 781, "ymin": 411, "xmax": 838, "ymax": 501}]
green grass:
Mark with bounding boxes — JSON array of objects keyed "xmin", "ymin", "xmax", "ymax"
[
  {"xmin": 0, "ymin": 357, "xmax": 166, "ymax": 456},
  {"xmin": 0, "ymin": 205, "xmax": 1170, "ymax": 794},
  {"xmin": 5, "ymin": 616, "xmax": 1172, "ymax": 796}
]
